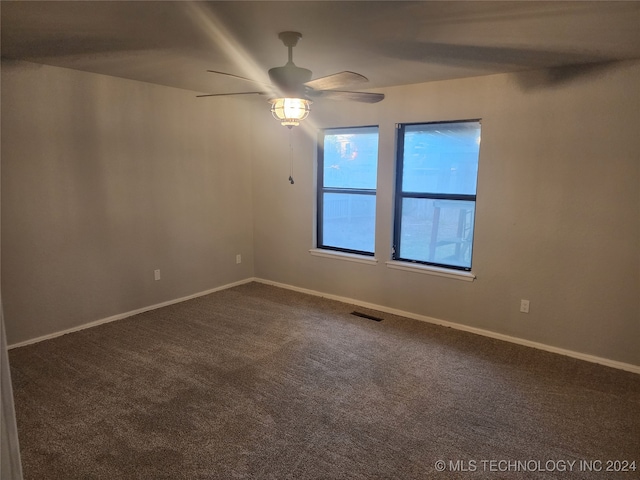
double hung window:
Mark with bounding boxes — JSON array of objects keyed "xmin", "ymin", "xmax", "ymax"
[
  {"xmin": 393, "ymin": 120, "xmax": 481, "ymax": 271},
  {"xmin": 317, "ymin": 126, "xmax": 379, "ymax": 255}
]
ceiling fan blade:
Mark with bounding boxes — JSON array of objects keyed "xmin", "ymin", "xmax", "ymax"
[
  {"xmin": 207, "ymin": 70, "xmax": 272, "ymax": 87},
  {"xmin": 196, "ymin": 91, "xmax": 267, "ymax": 98},
  {"xmin": 377, "ymin": 41, "xmax": 622, "ymax": 89},
  {"xmin": 378, "ymin": 41, "xmax": 607, "ymax": 69},
  {"xmin": 305, "ymin": 71, "xmax": 368, "ymax": 90},
  {"xmin": 311, "ymin": 90, "xmax": 385, "ymax": 103}
]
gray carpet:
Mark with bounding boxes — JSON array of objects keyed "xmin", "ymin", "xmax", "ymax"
[{"xmin": 8, "ymin": 282, "xmax": 640, "ymax": 479}]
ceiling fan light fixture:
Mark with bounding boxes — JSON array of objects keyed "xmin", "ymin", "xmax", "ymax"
[{"xmin": 270, "ymin": 97, "xmax": 311, "ymax": 127}]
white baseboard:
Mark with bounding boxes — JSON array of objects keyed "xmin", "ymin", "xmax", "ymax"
[
  {"xmin": 253, "ymin": 277, "xmax": 640, "ymax": 375},
  {"xmin": 7, "ymin": 278, "xmax": 254, "ymax": 350},
  {"xmin": 9, "ymin": 276, "xmax": 639, "ymax": 375}
]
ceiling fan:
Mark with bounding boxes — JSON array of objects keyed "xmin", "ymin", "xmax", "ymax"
[{"xmin": 197, "ymin": 31, "xmax": 385, "ymax": 127}]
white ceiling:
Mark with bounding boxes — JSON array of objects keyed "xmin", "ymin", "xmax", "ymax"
[{"xmin": 2, "ymin": 1, "xmax": 640, "ymax": 95}]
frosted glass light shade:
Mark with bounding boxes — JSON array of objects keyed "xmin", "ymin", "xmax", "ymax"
[{"xmin": 270, "ymin": 98, "xmax": 311, "ymax": 127}]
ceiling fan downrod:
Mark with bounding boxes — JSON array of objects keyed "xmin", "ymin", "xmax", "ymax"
[{"xmin": 278, "ymin": 31, "xmax": 302, "ymax": 64}]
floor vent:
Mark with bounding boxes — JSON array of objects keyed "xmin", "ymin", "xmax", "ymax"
[{"xmin": 351, "ymin": 311, "xmax": 383, "ymax": 322}]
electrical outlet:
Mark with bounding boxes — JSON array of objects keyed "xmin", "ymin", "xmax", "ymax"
[
  {"xmin": 154, "ymin": 269, "xmax": 161, "ymax": 281},
  {"xmin": 236, "ymin": 254, "xmax": 242, "ymax": 264},
  {"xmin": 520, "ymin": 299, "xmax": 530, "ymax": 314}
]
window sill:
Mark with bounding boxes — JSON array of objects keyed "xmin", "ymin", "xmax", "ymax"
[
  {"xmin": 385, "ymin": 260, "xmax": 476, "ymax": 282},
  {"xmin": 309, "ymin": 249, "xmax": 378, "ymax": 266}
]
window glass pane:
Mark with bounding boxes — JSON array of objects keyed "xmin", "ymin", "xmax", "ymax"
[
  {"xmin": 323, "ymin": 128, "xmax": 378, "ymax": 189},
  {"xmin": 322, "ymin": 193, "xmax": 376, "ymax": 253},
  {"xmin": 402, "ymin": 121, "xmax": 480, "ymax": 195},
  {"xmin": 399, "ymin": 198, "xmax": 475, "ymax": 269}
]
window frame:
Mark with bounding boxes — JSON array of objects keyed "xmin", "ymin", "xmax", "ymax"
[
  {"xmin": 392, "ymin": 119, "xmax": 481, "ymax": 272},
  {"xmin": 316, "ymin": 125, "xmax": 379, "ymax": 257}
]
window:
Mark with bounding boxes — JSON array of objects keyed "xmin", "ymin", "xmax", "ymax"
[
  {"xmin": 393, "ymin": 120, "xmax": 481, "ymax": 271},
  {"xmin": 317, "ymin": 126, "xmax": 379, "ymax": 255}
]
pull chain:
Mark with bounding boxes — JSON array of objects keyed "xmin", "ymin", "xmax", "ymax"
[{"xmin": 288, "ymin": 128, "xmax": 295, "ymax": 184}]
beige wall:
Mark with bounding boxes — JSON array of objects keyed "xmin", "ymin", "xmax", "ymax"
[
  {"xmin": 1, "ymin": 61, "xmax": 255, "ymax": 345},
  {"xmin": 252, "ymin": 61, "xmax": 640, "ymax": 366},
  {"xmin": 2, "ymin": 59, "xmax": 638, "ymax": 367}
]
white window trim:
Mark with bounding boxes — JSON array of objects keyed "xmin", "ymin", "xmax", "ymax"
[
  {"xmin": 386, "ymin": 260, "xmax": 475, "ymax": 281},
  {"xmin": 309, "ymin": 248, "xmax": 378, "ymax": 266}
]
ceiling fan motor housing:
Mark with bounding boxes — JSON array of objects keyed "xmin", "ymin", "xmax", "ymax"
[{"xmin": 268, "ymin": 64, "xmax": 312, "ymax": 98}]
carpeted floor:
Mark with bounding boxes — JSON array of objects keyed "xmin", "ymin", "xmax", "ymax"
[{"xmin": 8, "ymin": 282, "xmax": 640, "ymax": 479}]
